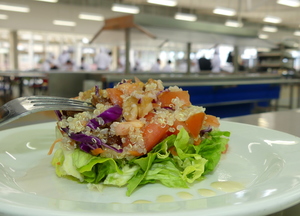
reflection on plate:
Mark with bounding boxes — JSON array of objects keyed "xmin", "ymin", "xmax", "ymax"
[{"xmin": 1, "ymin": 121, "xmax": 300, "ymax": 216}]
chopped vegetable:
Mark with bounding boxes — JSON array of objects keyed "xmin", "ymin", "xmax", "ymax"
[{"xmin": 50, "ymin": 78, "xmax": 230, "ymax": 196}]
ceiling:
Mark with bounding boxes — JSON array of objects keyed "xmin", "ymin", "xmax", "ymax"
[{"xmin": 0, "ymin": 0, "xmax": 299, "ymax": 50}]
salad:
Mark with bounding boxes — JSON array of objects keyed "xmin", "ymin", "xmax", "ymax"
[{"xmin": 49, "ymin": 78, "xmax": 230, "ymax": 196}]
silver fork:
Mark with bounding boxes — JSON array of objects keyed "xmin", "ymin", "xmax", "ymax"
[{"xmin": 0, "ymin": 96, "xmax": 95, "ymax": 127}]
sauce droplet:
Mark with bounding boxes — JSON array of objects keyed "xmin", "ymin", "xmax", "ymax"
[
  {"xmin": 211, "ymin": 181, "xmax": 244, "ymax": 193},
  {"xmin": 156, "ymin": 195, "xmax": 174, "ymax": 203},
  {"xmin": 177, "ymin": 192, "xmax": 194, "ymax": 200},
  {"xmin": 132, "ymin": 200, "xmax": 152, "ymax": 204},
  {"xmin": 198, "ymin": 189, "xmax": 216, "ymax": 197}
]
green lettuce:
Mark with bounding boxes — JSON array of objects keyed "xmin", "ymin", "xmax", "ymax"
[{"xmin": 51, "ymin": 128, "xmax": 230, "ymax": 196}]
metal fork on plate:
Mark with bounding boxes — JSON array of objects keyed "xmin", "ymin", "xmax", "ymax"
[{"xmin": 0, "ymin": 96, "xmax": 95, "ymax": 127}]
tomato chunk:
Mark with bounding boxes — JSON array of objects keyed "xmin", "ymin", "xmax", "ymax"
[
  {"xmin": 106, "ymin": 88, "xmax": 123, "ymax": 106},
  {"xmin": 185, "ymin": 112, "xmax": 205, "ymax": 138},
  {"xmin": 158, "ymin": 91, "xmax": 191, "ymax": 108},
  {"xmin": 143, "ymin": 123, "xmax": 170, "ymax": 152},
  {"xmin": 204, "ymin": 114, "xmax": 220, "ymax": 128}
]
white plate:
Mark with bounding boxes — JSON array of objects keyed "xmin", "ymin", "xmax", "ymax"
[{"xmin": 1, "ymin": 121, "xmax": 300, "ymax": 216}]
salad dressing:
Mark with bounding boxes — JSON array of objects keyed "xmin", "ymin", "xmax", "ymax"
[
  {"xmin": 210, "ymin": 181, "xmax": 244, "ymax": 193},
  {"xmin": 197, "ymin": 189, "xmax": 216, "ymax": 197},
  {"xmin": 176, "ymin": 192, "xmax": 194, "ymax": 200},
  {"xmin": 156, "ymin": 195, "xmax": 174, "ymax": 203},
  {"xmin": 132, "ymin": 200, "xmax": 152, "ymax": 204}
]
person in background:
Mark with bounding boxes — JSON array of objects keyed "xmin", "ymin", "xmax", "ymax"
[
  {"xmin": 190, "ymin": 58, "xmax": 199, "ymax": 73},
  {"xmin": 151, "ymin": 58, "xmax": 161, "ymax": 72},
  {"xmin": 57, "ymin": 48, "xmax": 74, "ymax": 69},
  {"xmin": 133, "ymin": 59, "xmax": 142, "ymax": 72},
  {"xmin": 162, "ymin": 60, "xmax": 173, "ymax": 72},
  {"xmin": 41, "ymin": 53, "xmax": 58, "ymax": 71},
  {"xmin": 198, "ymin": 55, "xmax": 212, "ymax": 71},
  {"xmin": 94, "ymin": 47, "xmax": 111, "ymax": 70},
  {"xmin": 211, "ymin": 50, "xmax": 221, "ymax": 73},
  {"xmin": 78, "ymin": 56, "xmax": 90, "ymax": 71}
]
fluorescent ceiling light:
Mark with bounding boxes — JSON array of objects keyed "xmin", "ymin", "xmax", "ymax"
[
  {"xmin": 82, "ymin": 37, "xmax": 89, "ymax": 44},
  {"xmin": 263, "ymin": 15, "xmax": 282, "ymax": 23},
  {"xmin": 174, "ymin": 12, "xmax": 197, "ymax": 21},
  {"xmin": 277, "ymin": 0, "xmax": 300, "ymax": 7},
  {"xmin": 147, "ymin": 0, "xmax": 177, "ymax": 7},
  {"xmin": 53, "ymin": 20, "xmax": 76, "ymax": 27},
  {"xmin": 225, "ymin": 20, "xmax": 243, "ymax": 27},
  {"xmin": 258, "ymin": 34, "xmax": 269, "ymax": 39},
  {"xmin": 294, "ymin": 31, "xmax": 300, "ymax": 36},
  {"xmin": 0, "ymin": 3, "xmax": 30, "ymax": 13},
  {"xmin": 262, "ymin": 25, "xmax": 278, "ymax": 32},
  {"xmin": 35, "ymin": 0, "xmax": 58, "ymax": 3},
  {"xmin": 0, "ymin": 14, "xmax": 7, "ymax": 19},
  {"xmin": 111, "ymin": 3, "xmax": 140, "ymax": 14},
  {"xmin": 213, "ymin": 7, "xmax": 236, "ymax": 16},
  {"xmin": 79, "ymin": 12, "xmax": 104, "ymax": 21}
]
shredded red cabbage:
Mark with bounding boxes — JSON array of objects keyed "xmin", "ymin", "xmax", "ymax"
[
  {"xmin": 54, "ymin": 106, "xmax": 123, "ymax": 154},
  {"xmin": 70, "ymin": 133, "xmax": 123, "ymax": 153},
  {"xmin": 87, "ymin": 105, "xmax": 122, "ymax": 129},
  {"xmin": 95, "ymin": 85, "xmax": 99, "ymax": 96},
  {"xmin": 54, "ymin": 110, "xmax": 63, "ymax": 121},
  {"xmin": 200, "ymin": 127, "xmax": 212, "ymax": 136}
]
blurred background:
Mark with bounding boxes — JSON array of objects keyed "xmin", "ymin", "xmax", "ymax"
[{"xmin": 0, "ymin": 0, "xmax": 300, "ymax": 118}]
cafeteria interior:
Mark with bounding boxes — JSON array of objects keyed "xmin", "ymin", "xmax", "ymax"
[{"xmin": 2, "ymin": 1, "xmax": 300, "ymax": 216}]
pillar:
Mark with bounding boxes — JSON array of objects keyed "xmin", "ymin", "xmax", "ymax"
[
  {"xmin": 187, "ymin": 42, "xmax": 191, "ymax": 74},
  {"xmin": 125, "ymin": 28, "xmax": 130, "ymax": 74},
  {"xmin": 9, "ymin": 30, "xmax": 18, "ymax": 70}
]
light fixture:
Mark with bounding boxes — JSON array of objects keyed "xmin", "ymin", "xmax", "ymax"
[
  {"xmin": 294, "ymin": 31, "xmax": 300, "ymax": 36},
  {"xmin": 147, "ymin": 0, "xmax": 177, "ymax": 7},
  {"xmin": 35, "ymin": 0, "xmax": 58, "ymax": 3},
  {"xmin": 277, "ymin": 0, "xmax": 300, "ymax": 7},
  {"xmin": 174, "ymin": 12, "xmax": 197, "ymax": 21},
  {"xmin": 53, "ymin": 20, "xmax": 76, "ymax": 27},
  {"xmin": 82, "ymin": 37, "xmax": 89, "ymax": 44},
  {"xmin": 225, "ymin": 20, "xmax": 243, "ymax": 27},
  {"xmin": 79, "ymin": 12, "xmax": 104, "ymax": 21},
  {"xmin": 111, "ymin": 3, "xmax": 140, "ymax": 14},
  {"xmin": 213, "ymin": 7, "xmax": 236, "ymax": 16},
  {"xmin": 0, "ymin": 14, "xmax": 7, "ymax": 19},
  {"xmin": 0, "ymin": 3, "xmax": 30, "ymax": 13},
  {"xmin": 262, "ymin": 25, "xmax": 278, "ymax": 32},
  {"xmin": 258, "ymin": 34, "xmax": 269, "ymax": 39},
  {"xmin": 263, "ymin": 16, "xmax": 282, "ymax": 23}
]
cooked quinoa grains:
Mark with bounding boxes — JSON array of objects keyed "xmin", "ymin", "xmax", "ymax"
[{"xmin": 55, "ymin": 78, "xmax": 209, "ymax": 159}]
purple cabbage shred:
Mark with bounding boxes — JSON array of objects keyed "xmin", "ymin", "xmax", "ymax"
[
  {"xmin": 200, "ymin": 127, "xmax": 212, "ymax": 136},
  {"xmin": 87, "ymin": 105, "xmax": 122, "ymax": 129}
]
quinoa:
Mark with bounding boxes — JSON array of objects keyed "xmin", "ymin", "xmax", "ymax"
[{"xmin": 55, "ymin": 78, "xmax": 207, "ymax": 160}]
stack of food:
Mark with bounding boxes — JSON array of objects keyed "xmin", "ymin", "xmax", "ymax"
[{"xmin": 49, "ymin": 78, "xmax": 230, "ymax": 196}]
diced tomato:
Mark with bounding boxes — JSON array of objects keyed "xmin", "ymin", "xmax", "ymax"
[
  {"xmin": 129, "ymin": 150, "xmax": 144, "ymax": 157},
  {"xmin": 106, "ymin": 88, "xmax": 123, "ymax": 106},
  {"xmin": 158, "ymin": 91, "xmax": 191, "ymax": 108},
  {"xmin": 143, "ymin": 123, "xmax": 170, "ymax": 152},
  {"xmin": 168, "ymin": 146, "xmax": 178, "ymax": 156},
  {"xmin": 222, "ymin": 143, "xmax": 229, "ymax": 154},
  {"xmin": 172, "ymin": 120, "xmax": 187, "ymax": 135},
  {"xmin": 117, "ymin": 82, "xmax": 144, "ymax": 95},
  {"xmin": 185, "ymin": 112, "xmax": 205, "ymax": 138},
  {"xmin": 91, "ymin": 148, "xmax": 105, "ymax": 156},
  {"xmin": 144, "ymin": 112, "xmax": 155, "ymax": 122},
  {"xmin": 204, "ymin": 114, "xmax": 220, "ymax": 128}
]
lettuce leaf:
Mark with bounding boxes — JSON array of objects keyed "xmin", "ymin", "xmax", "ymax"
[{"xmin": 51, "ymin": 128, "xmax": 230, "ymax": 196}]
